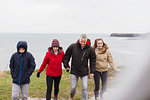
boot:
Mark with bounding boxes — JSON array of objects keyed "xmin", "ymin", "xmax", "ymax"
[
  {"xmin": 94, "ymin": 90, "xmax": 99, "ymax": 100},
  {"xmin": 69, "ymin": 95, "xmax": 74, "ymax": 100},
  {"xmin": 54, "ymin": 94, "xmax": 58, "ymax": 100},
  {"xmin": 100, "ymin": 91, "xmax": 104, "ymax": 100}
]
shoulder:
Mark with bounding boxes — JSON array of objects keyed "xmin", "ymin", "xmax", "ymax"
[
  {"xmin": 67, "ymin": 43, "xmax": 76, "ymax": 50},
  {"xmin": 26, "ymin": 52, "xmax": 35, "ymax": 58},
  {"xmin": 106, "ymin": 49, "xmax": 111, "ymax": 55},
  {"xmin": 46, "ymin": 51, "xmax": 51, "ymax": 55},
  {"xmin": 26, "ymin": 52, "xmax": 33, "ymax": 56},
  {"xmin": 13, "ymin": 52, "xmax": 18, "ymax": 56},
  {"xmin": 70, "ymin": 43, "xmax": 76, "ymax": 47},
  {"xmin": 89, "ymin": 46, "xmax": 95, "ymax": 51},
  {"xmin": 11, "ymin": 52, "xmax": 18, "ymax": 58},
  {"xmin": 94, "ymin": 48, "xmax": 98, "ymax": 52},
  {"xmin": 60, "ymin": 50, "xmax": 64, "ymax": 54}
]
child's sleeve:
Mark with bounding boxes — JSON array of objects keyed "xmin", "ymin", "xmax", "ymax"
[
  {"xmin": 9, "ymin": 55, "xmax": 14, "ymax": 78},
  {"xmin": 27, "ymin": 54, "xmax": 36, "ymax": 78}
]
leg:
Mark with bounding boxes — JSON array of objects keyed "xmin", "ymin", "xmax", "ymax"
[
  {"xmin": 70, "ymin": 74, "xmax": 79, "ymax": 97},
  {"xmin": 12, "ymin": 83, "xmax": 20, "ymax": 100},
  {"xmin": 46, "ymin": 75, "xmax": 54, "ymax": 100},
  {"xmin": 21, "ymin": 84, "xmax": 29, "ymax": 100},
  {"xmin": 94, "ymin": 71, "xmax": 101, "ymax": 100},
  {"xmin": 54, "ymin": 75, "xmax": 61, "ymax": 100},
  {"xmin": 101, "ymin": 71, "xmax": 108, "ymax": 94},
  {"xmin": 94, "ymin": 71, "xmax": 101, "ymax": 91},
  {"xmin": 100, "ymin": 71, "xmax": 108, "ymax": 100},
  {"xmin": 81, "ymin": 75, "xmax": 88, "ymax": 100}
]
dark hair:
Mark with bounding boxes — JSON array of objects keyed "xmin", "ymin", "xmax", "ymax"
[
  {"xmin": 93, "ymin": 38, "xmax": 106, "ymax": 49},
  {"xmin": 48, "ymin": 47, "xmax": 63, "ymax": 50}
]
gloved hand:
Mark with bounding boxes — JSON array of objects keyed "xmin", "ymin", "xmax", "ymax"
[{"xmin": 37, "ymin": 72, "xmax": 40, "ymax": 78}]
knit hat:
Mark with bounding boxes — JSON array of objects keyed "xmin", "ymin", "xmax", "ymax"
[{"xmin": 51, "ymin": 39, "xmax": 60, "ymax": 47}]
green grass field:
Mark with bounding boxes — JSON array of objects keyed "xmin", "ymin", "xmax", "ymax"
[{"xmin": 0, "ymin": 69, "xmax": 96, "ymax": 100}]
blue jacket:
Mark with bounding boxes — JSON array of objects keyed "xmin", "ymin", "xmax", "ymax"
[{"xmin": 9, "ymin": 41, "xmax": 36, "ymax": 85}]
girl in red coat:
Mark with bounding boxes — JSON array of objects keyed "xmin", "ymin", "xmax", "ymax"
[{"xmin": 37, "ymin": 39, "xmax": 65, "ymax": 100}]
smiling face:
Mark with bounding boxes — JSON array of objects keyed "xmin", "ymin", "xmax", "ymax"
[
  {"xmin": 19, "ymin": 48, "xmax": 25, "ymax": 53},
  {"xmin": 97, "ymin": 40, "xmax": 103, "ymax": 48},
  {"xmin": 53, "ymin": 47, "xmax": 59, "ymax": 53},
  {"xmin": 80, "ymin": 39, "xmax": 87, "ymax": 48}
]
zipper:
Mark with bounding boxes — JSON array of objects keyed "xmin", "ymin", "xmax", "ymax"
[
  {"xmin": 81, "ymin": 51, "xmax": 85, "ymax": 61},
  {"xmin": 19, "ymin": 54, "xmax": 22, "ymax": 85}
]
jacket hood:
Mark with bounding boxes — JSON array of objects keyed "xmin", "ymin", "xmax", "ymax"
[
  {"xmin": 96, "ymin": 44, "xmax": 109, "ymax": 54},
  {"xmin": 17, "ymin": 41, "xmax": 27, "ymax": 52},
  {"xmin": 48, "ymin": 47, "xmax": 63, "ymax": 54},
  {"xmin": 77, "ymin": 39, "xmax": 91, "ymax": 48}
]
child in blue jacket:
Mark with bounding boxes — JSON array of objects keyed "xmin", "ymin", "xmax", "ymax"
[{"xmin": 9, "ymin": 41, "xmax": 36, "ymax": 100}]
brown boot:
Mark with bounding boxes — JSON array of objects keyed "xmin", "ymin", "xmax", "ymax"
[{"xmin": 69, "ymin": 95, "xmax": 74, "ymax": 100}]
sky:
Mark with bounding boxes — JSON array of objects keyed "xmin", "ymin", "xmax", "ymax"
[{"xmin": 0, "ymin": 0, "xmax": 150, "ymax": 34}]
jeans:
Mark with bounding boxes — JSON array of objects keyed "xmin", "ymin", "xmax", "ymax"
[
  {"xmin": 70, "ymin": 74, "xmax": 88, "ymax": 100},
  {"xmin": 12, "ymin": 83, "xmax": 29, "ymax": 100}
]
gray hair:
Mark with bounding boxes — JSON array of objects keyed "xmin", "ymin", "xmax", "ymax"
[{"xmin": 80, "ymin": 34, "xmax": 87, "ymax": 41}]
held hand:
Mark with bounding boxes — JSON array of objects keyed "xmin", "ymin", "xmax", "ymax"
[
  {"xmin": 90, "ymin": 73, "xmax": 94, "ymax": 77},
  {"xmin": 37, "ymin": 72, "xmax": 40, "ymax": 78},
  {"xmin": 66, "ymin": 68, "xmax": 70, "ymax": 72}
]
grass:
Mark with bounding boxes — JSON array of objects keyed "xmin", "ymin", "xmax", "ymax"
[
  {"xmin": 0, "ymin": 68, "xmax": 120, "ymax": 100},
  {"xmin": 0, "ymin": 71, "xmax": 12, "ymax": 100},
  {"xmin": 0, "ymin": 69, "xmax": 95, "ymax": 100}
]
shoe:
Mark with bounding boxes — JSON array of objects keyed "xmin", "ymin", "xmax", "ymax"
[
  {"xmin": 69, "ymin": 95, "xmax": 74, "ymax": 100},
  {"xmin": 94, "ymin": 90, "xmax": 100, "ymax": 100},
  {"xmin": 54, "ymin": 94, "xmax": 58, "ymax": 100},
  {"xmin": 100, "ymin": 93, "xmax": 104, "ymax": 100}
]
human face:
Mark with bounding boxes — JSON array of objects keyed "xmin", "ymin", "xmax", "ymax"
[
  {"xmin": 53, "ymin": 47, "xmax": 59, "ymax": 53},
  {"xmin": 97, "ymin": 40, "xmax": 103, "ymax": 48},
  {"xmin": 19, "ymin": 48, "xmax": 25, "ymax": 53},
  {"xmin": 80, "ymin": 39, "xmax": 87, "ymax": 48}
]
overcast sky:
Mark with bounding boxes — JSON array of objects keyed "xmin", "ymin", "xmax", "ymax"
[{"xmin": 0, "ymin": 0, "xmax": 149, "ymax": 34}]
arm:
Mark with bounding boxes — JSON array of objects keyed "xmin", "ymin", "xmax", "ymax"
[
  {"xmin": 64, "ymin": 44, "xmax": 73, "ymax": 69},
  {"xmin": 9, "ymin": 55, "xmax": 14, "ymax": 78},
  {"xmin": 89, "ymin": 48, "xmax": 96, "ymax": 74},
  {"xmin": 27, "ymin": 54, "xmax": 36, "ymax": 78},
  {"xmin": 62, "ymin": 50, "xmax": 70, "ymax": 72},
  {"xmin": 61, "ymin": 50, "xmax": 65, "ymax": 64},
  {"xmin": 38, "ymin": 52, "xmax": 49, "ymax": 73},
  {"xmin": 107, "ymin": 50, "xmax": 115, "ymax": 70}
]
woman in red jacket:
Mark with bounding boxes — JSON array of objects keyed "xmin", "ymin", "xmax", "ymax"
[{"xmin": 37, "ymin": 39, "xmax": 65, "ymax": 100}]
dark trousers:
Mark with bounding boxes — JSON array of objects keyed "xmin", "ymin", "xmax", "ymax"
[
  {"xmin": 46, "ymin": 75, "xmax": 61, "ymax": 100},
  {"xmin": 94, "ymin": 71, "xmax": 108, "ymax": 93}
]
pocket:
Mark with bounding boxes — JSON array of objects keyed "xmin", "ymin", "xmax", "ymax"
[
  {"xmin": 26, "ymin": 73, "xmax": 30, "ymax": 79},
  {"xmin": 24, "ymin": 74, "xmax": 30, "ymax": 83},
  {"xmin": 12, "ymin": 71, "xmax": 18, "ymax": 79}
]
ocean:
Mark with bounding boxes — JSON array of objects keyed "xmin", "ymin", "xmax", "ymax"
[{"xmin": 0, "ymin": 33, "xmax": 149, "ymax": 71}]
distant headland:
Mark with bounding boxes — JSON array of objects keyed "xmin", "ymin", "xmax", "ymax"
[{"xmin": 110, "ymin": 33, "xmax": 150, "ymax": 37}]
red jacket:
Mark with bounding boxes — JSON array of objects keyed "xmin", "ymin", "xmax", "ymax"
[{"xmin": 38, "ymin": 48, "xmax": 64, "ymax": 77}]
